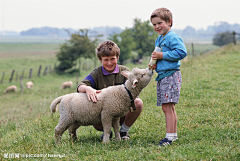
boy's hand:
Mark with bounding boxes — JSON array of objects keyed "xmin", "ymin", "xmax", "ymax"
[
  {"xmin": 151, "ymin": 51, "xmax": 163, "ymax": 60},
  {"xmin": 86, "ymin": 87, "xmax": 102, "ymax": 102},
  {"xmin": 149, "ymin": 63, "xmax": 157, "ymax": 70},
  {"xmin": 149, "ymin": 51, "xmax": 162, "ymax": 70}
]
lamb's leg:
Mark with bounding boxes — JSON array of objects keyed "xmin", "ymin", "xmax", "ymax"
[
  {"xmin": 55, "ymin": 124, "xmax": 71, "ymax": 144},
  {"xmin": 101, "ymin": 114, "xmax": 112, "ymax": 143},
  {"xmin": 68, "ymin": 122, "xmax": 81, "ymax": 141},
  {"xmin": 112, "ymin": 118, "xmax": 121, "ymax": 141},
  {"xmin": 55, "ymin": 116, "xmax": 73, "ymax": 143}
]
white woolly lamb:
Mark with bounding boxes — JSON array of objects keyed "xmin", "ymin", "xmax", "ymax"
[
  {"xmin": 26, "ymin": 81, "xmax": 34, "ymax": 89},
  {"xmin": 50, "ymin": 68, "xmax": 153, "ymax": 143},
  {"xmin": 60, "ymin": 81, "xmax": 73, "ymax": 89},
  {"xmin": 4, "ymin": 85, "xmax": 17, "ymax": 93}
]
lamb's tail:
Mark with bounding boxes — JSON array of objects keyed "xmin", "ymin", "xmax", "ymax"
[{"xmin": 50, "ymin": 96, "xmax": 64, "ymax": 113}]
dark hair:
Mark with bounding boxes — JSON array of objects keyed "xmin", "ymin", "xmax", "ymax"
[
  {"xmin": 150, "ymin": 8, "xmax": 173, "ymax": 27},
  {"xmin": 96, "ymin": 41, "xmax": 120, "ymax": 60}
]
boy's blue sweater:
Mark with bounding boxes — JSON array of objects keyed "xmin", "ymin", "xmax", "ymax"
[{"xmin": 155, "ymin": 30, "xmax": 187, "ymax": 81}]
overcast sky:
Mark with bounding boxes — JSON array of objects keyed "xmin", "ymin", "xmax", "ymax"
[{"xmin": 0, "ymin": 0, "xmax": 239, "ymax": 32}]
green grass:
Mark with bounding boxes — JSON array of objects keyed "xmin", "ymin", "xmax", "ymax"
[
  {"xmin": 185, "ymin": 43, "xmax": 219, "ymax": 56},
  {"xmin": 0, "ymin": 43, "xmax": 61, "ymax": 52},
  {"xmin": 0, "ymin": 43, "xmax": 239, "ymax": 160},
  {"xmin": 0, "ymin": 36, "xmax": 67, "ymax": 43},
  {"xmin": 0, "ymin": 43, "xmax": 59, "ymax": 84}
]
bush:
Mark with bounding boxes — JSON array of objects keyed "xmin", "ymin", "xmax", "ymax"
[
  {"xmin": 213, "ymin": 31, "xmax": 233, "ymax": 46},
  {"xmin": 56, "ymin": 29, "xmax": 98, "ymax": 72}
]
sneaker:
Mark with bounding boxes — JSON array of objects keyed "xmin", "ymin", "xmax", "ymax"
[
  {"xmin": 158, "ymin": 138, "xmax": 172, "ymax": 146},
  {"xmin": 100, "ymin": 131, "xmax": 113, "ymax": 140},
  {"xmin": 120, "ymin": 132, "xmax": 130, "ymax": 140},
  {"xmin": 172, "ymin": 136, "xmax": 178, "ymax": 142}
]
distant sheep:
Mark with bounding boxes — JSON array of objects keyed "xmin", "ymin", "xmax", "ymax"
[
  {"xmin": 60, "ymin": 81, "xmax": 73, "ymax": 89},
  {"xmin": 50, "ymin": 68, "xmax": 153, "ymax": 143},
  {"xmin": 26, "ymin": 81, "xmax": 34, "ymax": 89},
  {"xmin": 4, "ymin": 85, "xmax": 17, "ymax": 93}
]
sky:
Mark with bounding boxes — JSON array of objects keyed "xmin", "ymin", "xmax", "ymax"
[{"xmin": 0, "ymin": 0, "xmax": 239, "ymax": 32}]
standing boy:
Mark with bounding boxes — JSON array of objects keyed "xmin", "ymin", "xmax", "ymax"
[
  {"xmin": 77, "ymin": 41, "xmax": 143, "ymax": 140},
  {"xmin": 149, "ymin": 8, "xmax": 187, "ymax": 146}
]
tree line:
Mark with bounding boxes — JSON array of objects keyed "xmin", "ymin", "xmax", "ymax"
[
  {"xmin": 55, "ymin": 20, "xmax": 240, "ymax": 73},
  {"xmin": 175, "ymin": 21, "xmax": 240, "ymax": 40},
  {"xmin": 55, "ymin": 18, "xmax": 158, "ymax": 72},
  {"xmin": 213, "ymin": 31, "xmax": 240, "ymax": 46},
  {"xmin": 18, "ymin": 21, "xmax": 240, "ymax": 40}
]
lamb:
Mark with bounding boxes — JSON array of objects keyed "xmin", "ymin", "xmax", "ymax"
[
  {"xmin": 4, "ymin": 85, "xmax": 17, "ymax": 93},
  {"xmin": 60, "ymin": 81, "xmax": 73, "ymax": 89},
  {"xmin": 50, "ymin": 68, "xmax": 153, "ymax": 143},
  {"xmin": 26, "ymin": 81, "xmax": 34, "ymax": 89}
]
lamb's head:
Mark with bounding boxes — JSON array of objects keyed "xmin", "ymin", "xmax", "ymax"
[{"xmin": 122, "ymin": 68, "xmax": 153, "ymax": 91}]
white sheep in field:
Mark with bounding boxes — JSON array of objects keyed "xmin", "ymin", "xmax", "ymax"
[
  {"xmin": 4, "ymin": 85, "xmax": 17, "ymax": 93},
  {"xmin": 60, "ymin": 81, "xmax": 73, "ymax": 89},
  {"xmin": 26, "ymin": 81, "xmax": 34, "ymax": 89},
  {"xmin": 50, "ymin": 68, "xmax": 153, "ymax": 143}
]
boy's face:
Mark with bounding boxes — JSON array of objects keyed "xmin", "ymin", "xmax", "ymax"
[
  {"xmin": 100, "ymin": 55, "xmax": 119, "ymax": 73},
  {"xmin": 151, "ymin": 17, "xmax": 172, "ymax": 36}
]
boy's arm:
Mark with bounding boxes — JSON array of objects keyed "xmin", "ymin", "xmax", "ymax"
[
  {"xmin": 77, "ymin": 71, "xmax": 101, "ymax": 102},
  {"xmin": 78, "ymin": 84, "xmax": 101, "ymax": 102},
  {"xmin": 163, "ymin": 49, "xmax": 187, "ymax": 61},
  {"xmin": 77, "ymin": 84, "xmax": 91, "ymax": 93},
  {"xmin": 162, "ymin": 37, "xmax": 187, "ymax": 61}
]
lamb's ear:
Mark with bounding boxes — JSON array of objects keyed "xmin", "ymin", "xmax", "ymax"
[
  {"xmin": 132, "ymin": 79, "xmax": 138, "ymax": 88},
  {"xmin": 121, "ymin": 70, "xmax": 130, "ymax": 78}
]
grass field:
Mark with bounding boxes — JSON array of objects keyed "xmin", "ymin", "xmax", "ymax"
[{"xmin": 0, "ymin": 42, "xmax": 239, "ymax": 160}]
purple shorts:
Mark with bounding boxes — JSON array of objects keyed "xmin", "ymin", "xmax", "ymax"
[{"xmin": 157, "ymin": 70, "xmax": 182, "ymax": 106}]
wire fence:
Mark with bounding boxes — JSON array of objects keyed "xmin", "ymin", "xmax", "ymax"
[
  {"xmin": 0, "ymin": 60, "xmax": 95, "ymax": 85},
  {"xmin": 1, "ymin": 64, "xmax": 55, "ymax": 84}
]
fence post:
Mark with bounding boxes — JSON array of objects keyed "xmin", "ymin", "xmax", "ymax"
[
  {"xmin": 38, "ymin": 65, "xmax": 42, "ymax": 77},
  {"xmin": 191, "ymin": 43, "xmax": 194, "ymax": 56},
  {"xmin": 232, "ymin": 31, "xmax": 236, "ymax": 45},
  {"xmin": 49, "ymin": 65, "xmax": 51, "ymax": 73},
  {"xmin": 16, "ymin": 71, "xmax": 18, "ymax": 82},
  {"xmin": 1, "ymin": 72, "xmax": 5, "ymax": 84},
  {"xmin": 29, "ymin": 69, "xmax": 33, "ymax": 79},
  {"xmin": 20, "ymin": 76, "xmax": 23, "ymax": 93},
  {"xmin": 9, "ymin": 70, "xmax": 15, "ymax": 83},
  {"xmin": 88, "ymin": 62, "xmax": 91, "ymax": 70},
  {"xmin": 51, "ymin": 63, "xmax": 56, "ymax": 73},
  {"xmin": 43, "ymin": 66, "xmax": 48, "ymax": 75},
  {"xmin": 21, "ymin": 70, "xmax": 25, "ymax": 79},
  {"xmin": 76, "ymin": 72, "xmax": 79, "ymax": 88},
  {"xmin": 79, "ymin": 59, "xmax": 81, "ymax": 76}
]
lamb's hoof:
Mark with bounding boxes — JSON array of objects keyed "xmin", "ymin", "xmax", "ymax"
[
  {"xmin": 114, "ymin": 138, "xmax": 121, "ymax": 141},
  {"xmin": 69, "ymin": 134, "xmax": 77, "ymax": 141},
  {"xmin": 55, "ymin": 140, "xmax": 61, "ymax": 144},
  {"xmin": 101, "ymin": 138, "xmax": 110, "ymax": 143},
  {"xmin": 55, "ymin": 136, "xmax": 62, "ymax": 144},
  {"xmin": 100, "ymin": 131, "xmax": 113, "ymax": 141},
  {"xmin": 101, "ymin": 140, "xmax": 110, "ymax": 144}
]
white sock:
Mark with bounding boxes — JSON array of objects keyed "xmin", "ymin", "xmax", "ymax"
[
  {"xmin": 165, "ymin": 133, "xmax": 175, "ymax": 141},
  {"xmin": 120, "ymin": 122, "xmax": 130, "ymax": 133},
  {"xmin": 173, "ymin": 133, "xmax": 178, "ymax": 138}
]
